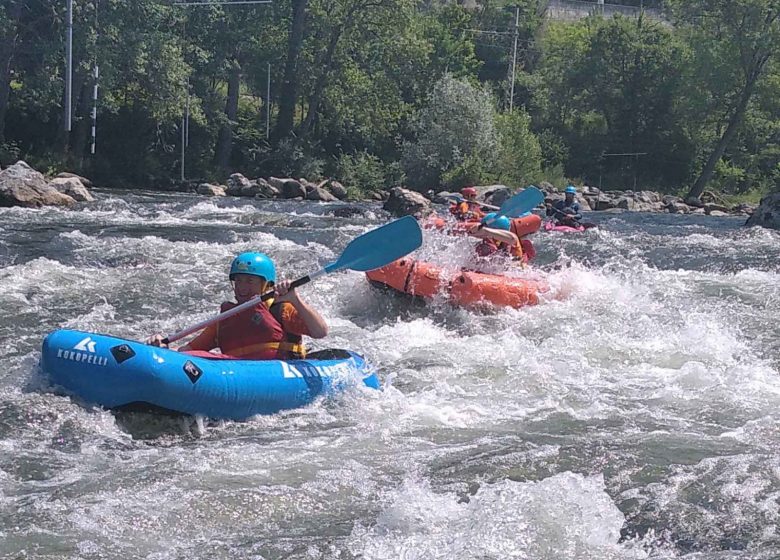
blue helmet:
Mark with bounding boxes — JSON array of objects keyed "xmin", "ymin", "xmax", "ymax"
[
  {"xmin": 229, "ymin": 252, "xmax": 276, "ymax": 283},
  {"xmin": 565, "ymin": 185, "xmax": 577, "ymax": 194},
  {"xmin": 481, "ymin": 212, "xmax": 511, "ymax": 231}
]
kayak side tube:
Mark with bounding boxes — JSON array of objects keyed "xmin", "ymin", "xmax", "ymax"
[{"xmin": 41, "ymin": 329, "xmax": 379, "ymax": 420}]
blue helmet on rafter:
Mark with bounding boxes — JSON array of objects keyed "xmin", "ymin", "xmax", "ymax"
[
  {"xmin": 565, "ymin": 185, "xmax": 577, "ymax": 194},
  {"xmin": 229, "ymin": 252, "xmax": 276, "ymax": 283},
  {"xmin": 481, "ymin": 212, "xmax": 511, "ymax": 231}
]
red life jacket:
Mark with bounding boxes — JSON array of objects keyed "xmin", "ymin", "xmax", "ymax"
[
  {"xmin": 475, "ymin": 238, "xmax": 524, "ymax": 260},
  {"xmin": 216, "ymin": 301, "xmax": 305, "ymax": 360}
]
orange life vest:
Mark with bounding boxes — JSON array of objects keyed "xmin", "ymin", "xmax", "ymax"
[
  {"xmin": 216, "ymin": 301, "xmax": 305, "ymax": 360},
  {"xmin": 449, "ymin": 201, "xmax": 484, "ymax": 221},
  {"xmin": 475, "ymin": 238, "xmax": 524, "ymax": 261}
]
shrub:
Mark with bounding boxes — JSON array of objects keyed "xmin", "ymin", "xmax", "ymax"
[{"xmin": 401, "ymin": 74, "xmax": 498, "ymax": 190}]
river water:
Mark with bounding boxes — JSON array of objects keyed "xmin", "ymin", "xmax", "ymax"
[{"xmin": 1, "ymin": 190, "xmax": 779, "ymax": 559}]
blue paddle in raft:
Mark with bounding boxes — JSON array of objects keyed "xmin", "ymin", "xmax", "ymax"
[
  {"xmin": 479, "ymin": 186, "xmax": 545, "ymax": 227},
  {"xmin": 162, "ymin": 215, "xmax": 423, "ymax": 345},
  {"xmin": 497, "ymin": 186, "xmax": 545, "ymax": 217}
]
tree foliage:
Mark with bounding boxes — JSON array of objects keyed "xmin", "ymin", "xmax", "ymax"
[
  {"xmin": 401, "ymin": 74, "xmax": 498, "ymax": 189},
  {"xmin": 0, "ymin": 0, "xmax": 778, "ymax": 197}
]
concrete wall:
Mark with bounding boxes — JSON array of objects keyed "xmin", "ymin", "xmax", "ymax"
[{"xmin": 545, "ymin": 0, "xmax": 667, "ymax": 23}]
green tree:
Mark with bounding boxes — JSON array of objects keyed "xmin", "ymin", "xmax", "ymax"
[
  {"xmin": 0, "ymin": 1, "xmax": 24, "ymax": 145},
  {"xmin": 534, "ymin": 16, "xmax": 689, "ymax": 190},
  {"xmin": 671, "ymin": 0, "xmax": 780, "ymax": 200},
  {"xmin": 274, "ymin": 0, "xmax": 308, "ymax": 141},
  {"xmin": 401, "ymin": 73, "xmax": 498, "ymax": 190},
  {"xmin": 493, "ymin": 109, "xmax": 542, "ymax": 186}
]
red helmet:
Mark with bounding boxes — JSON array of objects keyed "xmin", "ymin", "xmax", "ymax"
[{"xmin": 461, "ymin": 187, "xmax": 477, "ymax": 198}]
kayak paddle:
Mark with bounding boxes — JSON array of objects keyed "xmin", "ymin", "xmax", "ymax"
[
  {"xmin": 497, "ymin": 186, "xmax": 544, "ymax": 217},
  {"xmin": 445, "ymin": 194, "xmax": 500, "ymax": 211},
  {"xmin": 479, "ymin": 186, "xmax": 545, "ymax": 228},
  {"xmin": 161, "ymin": 215, "xmax": 423, "ymax": 345}
]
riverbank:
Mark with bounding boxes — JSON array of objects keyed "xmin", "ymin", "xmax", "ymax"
[{"xmin": 3, "ymin": 160, "xmax": 775, "ymax": 227}]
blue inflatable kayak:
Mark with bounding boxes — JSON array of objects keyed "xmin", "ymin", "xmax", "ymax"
[{"xmin": 41, "ymin": 329, "xmax": 380, "ymax": 420}]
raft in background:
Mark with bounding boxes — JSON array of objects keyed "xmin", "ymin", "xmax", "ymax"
[
  {"xmin": 41, "ymin": 329, "xmax": 379, "ymax": 420},
  {"xmin": 423, "ymin": 213, "xmax": 542, "ymax": 238},
  {"xmin": 543, "ymin": 220, "xmax": 598, "ymax": 233},
  {"xmin": 366, "ymin": 258, "xmax": 547, "ymax": 309}
]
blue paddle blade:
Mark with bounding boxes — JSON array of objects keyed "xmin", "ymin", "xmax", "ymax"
[
  {"xmin": 325, "ymin": 215, "xmax": 422, "ymax": 273},
  {"xmin": 499, "ymin": 186, "xmax": 544, "ymax": 217}
]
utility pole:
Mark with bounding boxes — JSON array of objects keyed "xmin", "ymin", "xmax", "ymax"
[
  {"xmin": 602, "ymin": 152, "xmax": 647, "ymax": 190},
  {"xmin": 508, "ymin": 6, "xmax": 519, "ymax": 112},
  {"xmin": 181, "ymin": 82, "xmax": 188, "ymax": 182},
  {"xmin": 91, "ymin": 0, "xmax": 99, "ymax": 155},
  {"xmin": 467, "ymin": 10, "xmax": 520, "ymax": 113},
  {"xmin": 65, "ymin": 0, "xmax": 73, "ymax": 132},
  {"xmin": 266, "ymin": 62, "xmax": 271, "ymax": 139},
  {"xmin": 91, "ymin": 64, "xmax": 98, "ymax": 154}
]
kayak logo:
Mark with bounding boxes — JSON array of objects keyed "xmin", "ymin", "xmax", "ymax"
[
  {"xmin": 281, "ymin": 362, "xmax": 325, "ymax": 395},
  {"xmin": 281, "ymin": 362, "xmax": 315, "ymax": 379},
  {"xmin": 56, "ymin": 347, "xmax": 108, "ymax": 366},
  {"xmin": 73, "ymin": 337, "xmax": 97, "ymax": 353},
  {"xmin": 280, "ymin": 361, "xmax": 353, "ymax": 380}
]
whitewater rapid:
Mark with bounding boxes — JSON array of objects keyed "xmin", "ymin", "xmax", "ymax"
[{"xmin": 0, "ymin": 190, "xmax": 779, "ymax": 559}]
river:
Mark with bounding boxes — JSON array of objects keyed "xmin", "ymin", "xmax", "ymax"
[{"xmin": 1, "ymin": 189, "xmax": 779, "ymax": 559}]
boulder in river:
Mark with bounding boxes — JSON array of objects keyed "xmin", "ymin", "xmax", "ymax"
[
  {"xmin": 306, "ymin": 186, "xmax": 338, "ymax": 202},
  {"xmin": 280, "ymin": 179, "xmax": 307, "ymax": 199},
  {"xmin": 383, "ymin": 186, "xmax": 432, "ymax": 218},
  {"xmin": 0, "ymin": 161, "xmax": 76, "ymax": 208},
  {"xmin": 197, "ymin": 183, "xmax": 227, "ymax": 197},
  {"xmin": 49, "ymin": 176, "xmax": 95, "ymax": 202},
  {"xmin": 326, "ymin": 180, "xmax": 348, "ymax": 200},
  {"xmin": 54, "ymin": 171, "xmax": 93, "ymax": 189},
  {"xmin": 745, "ymin": 191, "xmax": 780, "ymax": 230},
  {"xmin": 253, "ymin": 178, "xmax": 279, "ymax": 199}
]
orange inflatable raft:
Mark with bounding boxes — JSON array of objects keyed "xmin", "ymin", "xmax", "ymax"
[
  {"xmin": 423, "ymin": 213, "xmax": 542, "ymax": 238},
  {"xmin": 366, "ymin": 258, "xmax": 547, "ymax": 309}
]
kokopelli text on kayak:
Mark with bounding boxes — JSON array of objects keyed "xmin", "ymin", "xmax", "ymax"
[{"xmin": 56, "ymin": 347, "xmax": 109, "ymax": 367}]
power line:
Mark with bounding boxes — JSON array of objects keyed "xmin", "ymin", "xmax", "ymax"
[{"xmin": 172, "ymin": 1, "xmax": 271, "ymax": 4}]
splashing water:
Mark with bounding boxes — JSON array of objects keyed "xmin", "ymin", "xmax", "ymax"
[{"xmin": 0, "ymin": 190, "xmax": 779, "ymax": 559}]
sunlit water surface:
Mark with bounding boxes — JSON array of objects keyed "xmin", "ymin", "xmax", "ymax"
[{"xmin": 1, "ymin": 190, "xmax": 779, "ymax": 559}]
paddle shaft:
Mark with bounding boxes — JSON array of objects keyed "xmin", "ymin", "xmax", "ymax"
[
  {"xmin": 161, "ymin": 270, "xmax": 325, "ymax": 345},
  {"xmin": 446, "ymin": 194, "xmax": 499, "ymax": 211},
  {"xmin": 156, "ymin": 216, "xmax": 423, "ymax": 347},
  {"xmin": 549, "ymin": 204, "xmax": 581, "ymax": 221}
]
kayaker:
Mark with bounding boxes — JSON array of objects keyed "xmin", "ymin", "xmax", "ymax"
[
  {"xmin": 470, "ymin": 212, "xmax": 527, "ymax": 264},
  {"xmin": 147, "ymin": 252, "xmax": 328, "ymax": 359},
  {"xmin": 449, "ymin": 186, "xmax": 485, "ymax": 221},
  {"xmin": 546, "ymin": 185, "xmax": 582, "ymax": 227}
]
